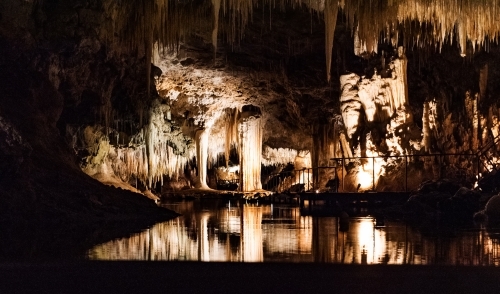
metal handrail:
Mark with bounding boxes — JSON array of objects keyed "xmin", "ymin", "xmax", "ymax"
[
  {"xmin": 265, "ymin": 152, "xmax": 482, "ymax": 193},
  {"xmin": 476, "ymin": 133, "xmax": 500, "ymax": 172}
]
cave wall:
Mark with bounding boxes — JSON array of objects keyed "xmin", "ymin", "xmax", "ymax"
[{"xmin": 3, "ymin": 0, "xmax": 500, "ymax": 197}]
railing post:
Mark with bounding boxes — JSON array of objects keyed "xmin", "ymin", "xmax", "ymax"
[
  {"xmin": 302, "ymin": 169, "xmax": 305, "ymax": 189},
  {"xmin": 308, "ymin": 168, "xmax": 310, "ymax": 191},
  {"xmin": 477, "ymin": 154, "xmax": 480, "ymax": 186},
  {"xmin": 372, "ymin": 157, "xmax": 375, "ymax": 191},
  {"xmin": 405, "ymin": 155, "xmax": 408, "ymax": 192},
  {"xmin": 342, "ymin": 158, "xmax": 345, "ymax": 192}
]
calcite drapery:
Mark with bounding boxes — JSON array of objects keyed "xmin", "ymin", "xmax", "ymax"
[
  {"xmin": 195, "ymin": 127, "xmax": 210, "ymax": 189},
  {"xmin": 238, "ymin": 108, "xmax": 263, "ymax": 192},
  {"xmin": 340, "ymin": 47, "xmax": 408, "ymax": 142}
]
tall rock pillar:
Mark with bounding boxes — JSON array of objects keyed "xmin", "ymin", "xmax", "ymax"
[
  {"xmin": 195, "ymin": 127, "xmax": 209, "ymax": 189},
  {"xmin": 238, "ymin": 106, "xmax": 262, "ymax": 192}
]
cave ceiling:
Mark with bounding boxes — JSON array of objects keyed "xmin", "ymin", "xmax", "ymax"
[{"xmin": 144, "ymin": 0, "xmax": 500, "ymax": 152}]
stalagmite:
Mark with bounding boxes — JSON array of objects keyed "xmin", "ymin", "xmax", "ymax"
[
  {"xmin": 195, "ymin": 128, "xmax": 210, "ymax": 189},
  {"xmin": 238, "ymin": 107, "xmax": 263, "ymax": 192}
]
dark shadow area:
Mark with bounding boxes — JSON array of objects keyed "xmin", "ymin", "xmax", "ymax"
[{"xmin": 1, "ymin": 261, "xmax": 499, "ymax": 294}]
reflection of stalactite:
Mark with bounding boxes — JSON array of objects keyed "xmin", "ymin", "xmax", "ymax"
[
  {"xmin": 238, "ymin": 110, "xmax": 262, "ymax": 192},
  {"xmin": 241, "ymin": 205, "xmax": 263, "ymax": 262},
  {"xmin": 312, "ymin": 217, "xmax": 336, "ymax": 262}
]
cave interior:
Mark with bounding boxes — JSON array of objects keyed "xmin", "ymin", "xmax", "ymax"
[{"xmin": 3, "ymin": 0, "xmax": 500, "ymax": 259}]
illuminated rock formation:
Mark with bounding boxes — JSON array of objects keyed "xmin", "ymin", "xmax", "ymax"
[
  {"xmin": 340, "ymin": 47, "xmax": 409, "ymax": 147},
  {"xmin": 195, "ymin": 128, "xmax": 210, "ymax": 189},
  {"xmin": 78, "ymin": 100, "xmax": 194, "ymax": 193},
  {"xmin": 6, "ymin": 0, "xmax": 500, "ymax": 235},
  {"xmin": 238, "ymin": 106, "xmax": 263, "ymax": 192},
  {"xmin": 312, "ymin": 120, "xmax": 337, "ymax": 190}
]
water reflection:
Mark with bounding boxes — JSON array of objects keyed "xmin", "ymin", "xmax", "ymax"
[{"xmin": 88, "ymin": 200, "xmax": 500, "ymax": 265}]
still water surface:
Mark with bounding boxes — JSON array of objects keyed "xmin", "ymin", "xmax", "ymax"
[{"xmin": 89, "ymin": 199, "xmax": 500, "ymax": 265}]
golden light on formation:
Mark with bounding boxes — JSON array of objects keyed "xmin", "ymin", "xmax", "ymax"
[
  {"xmin": 73, "ymin": 0, "xmax": 500, "ymax": 195},
  {"xmin": 356, "ymin": 169, "xmax": 374, "ymax": 191},
  {"xmin": 340, "ymin": 49, "xmax": 408, "ymax": 191},
  {"xmin": 238, "ymin": 111, "xmax": 263, "ymax": 192}
]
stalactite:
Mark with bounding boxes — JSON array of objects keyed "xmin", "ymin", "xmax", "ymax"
[
  {"xmin": 261, "ymin": 146, "xmax": 298, "ymax": 166},
  {"xmin": 481, "ymin": 114, "xmax": 489, "ymax": 146},
  {"xmin": 212, "ymin": 0, "xmax": 221, "ymax": 60},
  {"xmin": 224, "ymin": 108, "xmax": 239, "ymax": 168},
  {"xmin": 80, "ymin": 100, "xmax": 194, "ymax": 191},
  {"xmin": 324, "ymin": 0, "xmax": 338, "ymax": 82},
  {"xmin": 458, "ymin": 18, "xmax": 467, "ymax": 57},
  {"xmin": 422, "ymin": 101, "xmax": 431, "ymax": 153},
  {"xmin": 108, "ymin": 0, "xmax": 500, "ymax": 88},
  {"xmin": 480, "ymin": 63, "xmax": 489, "ymax": 102},
  {"xmin": 311, "ymin": 120, "xmax": 335, "ymax": 190}
]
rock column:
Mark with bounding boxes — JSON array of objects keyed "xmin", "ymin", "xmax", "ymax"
[
  {"xmin": 238, "ymin": 108, "xmax": 262, "ymax": 192},
  {"xmin": 195, "ymin": 128, "xmax": 209, "ymax": 189}
]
